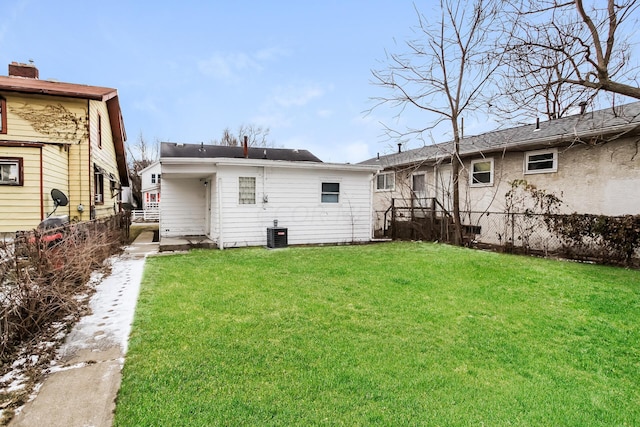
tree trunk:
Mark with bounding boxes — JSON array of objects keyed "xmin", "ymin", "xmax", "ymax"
[{"xmin": 451, "ymin": 121, "xmax": 464, "ymax": 246}]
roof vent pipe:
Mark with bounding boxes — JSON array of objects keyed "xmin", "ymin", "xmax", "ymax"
[
  {"xmin": 579, "ymin": 101, "xmax": 588, "ymax": 115},
  {"xmin": 397, "ymin": 142, "xmax": 402, "ymax": 153},
  {"xmin": 243, "ymin": 135, "xmax": 248, "ymax": 158},
  {"xmin": 535, "ymin": 117, "xmax": 540, "ymax": 131}
]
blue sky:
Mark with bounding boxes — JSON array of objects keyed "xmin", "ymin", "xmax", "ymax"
[{"xmin": 0, "ymin": 0, "xmax": 443, "ymax": 163}]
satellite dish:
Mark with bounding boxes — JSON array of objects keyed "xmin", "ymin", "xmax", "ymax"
[
  {"xmin": 51, "ymin": 189, "xmax": 69, "ymax": 207},
  {"xmin": 47, "ymin": 189, "xmax": 69, "ymax": 217}
]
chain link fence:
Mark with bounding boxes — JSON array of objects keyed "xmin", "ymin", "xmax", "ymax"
[{"xmin": 461, "ymin": 211, "xmax": 563, "ymax": 255}]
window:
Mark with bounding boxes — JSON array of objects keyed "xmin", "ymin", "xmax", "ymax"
[
  {"xmin": 94, "ymin": 168, "xmax": 104, "ymax": 204},
  {"xmin": 321, "ymin": 182, "xmax": 340, "ymax": 203},
  {"xmin": 157, "ymin": 174, "xmax": 161, "ymax": 184},
  {"xmin": 97, "ymin": 114, "xmax": 102, "ymax": 148},
  {"xmin": 412, "ymin": 174, "xmax": 426, "ymax": 193},
  {"xmin": 470, "ymin": 158, "xmax": 494, "ymax": 186},
  {"xmin": 376, "ymin": 172, "xmax": 395, "ymax": 191},
  {"xmin": 525, "ymin": 149, "xmax": 557, "ymax": 174},
  {"xmin": 0, "ymin": 157, "xmax": 22, "ymax": 185},
  {"xmin": 239, "ymin": 177, "xmax": 256, "ymax": 204},
  {"xmin": 0, "ymin": 96, "xmax": 6, "ymax": 134},
  {"xmin": 151, "ymin": 173, "xmax": 156, "ymax": 184}
]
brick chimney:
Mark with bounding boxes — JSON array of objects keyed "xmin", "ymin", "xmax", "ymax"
[{"xmin": 8, "ymin": 61, "xmax": 39, "ymax": 79}]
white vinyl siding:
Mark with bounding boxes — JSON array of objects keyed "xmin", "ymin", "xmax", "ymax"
[
  {"xmin": 160, "ymin": 178, "xmax": 207, "ymax": 237},
  {"xmin": 213, "ymin": 166, "xmax": 372, "ymax": 248}
]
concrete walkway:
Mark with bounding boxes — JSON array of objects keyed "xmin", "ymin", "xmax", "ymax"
[{"xmin": 9, "ymin": 230, "xmax": 158, "ymax": 427}]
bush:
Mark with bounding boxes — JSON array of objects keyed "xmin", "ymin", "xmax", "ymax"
[
  {"xmin": 0, "ymin": 214, "xmax": 129, "ymax": 417},
  {"xmin": 547, "ymin": 214, "xmax": 640, "ymax": 266}
]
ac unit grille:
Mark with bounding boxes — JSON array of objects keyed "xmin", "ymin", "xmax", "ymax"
[{"xmin": 267, "ymin": 227, "xmax": 288, "ymax": 248}]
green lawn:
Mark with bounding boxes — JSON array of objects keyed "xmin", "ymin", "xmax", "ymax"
[{"xmin": 114, "ymin": 242, "xmax": 640, "ymax": 426}]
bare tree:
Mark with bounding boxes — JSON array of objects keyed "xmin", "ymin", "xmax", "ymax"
[
  {"xmin": 127, "ymin": 133, "xmax": 159, "ymax": 208},
  {"xmin": 213, "ymin": 124, "xmax": 272, "ymax": 147},
  {"xmin": 371, "ymin": 0, "xmax": 503, "ymax": 245},
  {"xmin": 504, "ymin": 0, "xmax": 640, "ymax": 111}
]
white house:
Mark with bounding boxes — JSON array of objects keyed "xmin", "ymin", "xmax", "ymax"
[
  {"xmin": 160, "ymin": 143, "xmax": 380, "ymax": 249},
  {"xmin": 138, "ymin": 161, "xmax": 161, "ymax": 210}
]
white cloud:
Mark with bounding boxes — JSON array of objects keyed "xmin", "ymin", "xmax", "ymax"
[
  {"xmin": 197, "ymin": 52, "xmax": 260, "ymax": 80},
  {"xmin": 254, "ymin": 46, "xmax": 290, "ymax": 61},
  {"xmin": 197, "ymin": 46, "xmax": 288, "ymax": 81},
  {"xmin": 133, "ymin": 97, "xmax": 162, "ymax": 114},
  {"xmin": 317, "ymin": 109, "xmax": 333, "ymax": 118},
  {"xmin": 272, "ymin": 84, "xmax": 325, "ymax": 108},
  {"xmin": 251, "ymin": 112, "xmax": 293, "ymax": 129}
]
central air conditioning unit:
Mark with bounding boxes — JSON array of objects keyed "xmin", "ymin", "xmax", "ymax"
[{"xmin": 267, "ymin": 227, "xmax": 288, "ymax": 248}]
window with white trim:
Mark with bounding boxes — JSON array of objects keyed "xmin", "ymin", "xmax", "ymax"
[
  {"xmin": 525, "ymin": 149, "xmax": 557, "ymax": 174},
  {"xmin": 151, "ymin": 173, "xmax": 157, "ymax": 184},
  {"xmin": 321, "ymin": 182, "xmax": 340, "ymax": 203},
  {"xmin": 239, "ymin": 177, "xmax": 256, "ymax": 204},
  {"xmin": 470, "ymin": 158, "xmax": 494, "ymax": 186},
  {"xmin": 376, "ymin": 172, "xmax": 395, "ymax": 191},
  {"xmin": 0, "ymin": 157, "xmax": 22, "ymax": 185}
]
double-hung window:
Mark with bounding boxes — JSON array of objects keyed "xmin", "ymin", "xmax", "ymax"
[
  {"xmin": 321, "ymin": 182, "xmax": 340, "ymax": 203},
  {"xmin": 525, "ymin": 149, "xmax": 557, "ymax": 174},
  {"xmin": 239, "ymin": 177, "xmax": 256, "ymax": 204},
  {"xmin": 470, "ymin": 158, "xmax": 494, "ymax": 187},
  {"xmin": 376, "ymin": 172, "xmax": 395, "ymax": 191},
  {"xmin": 0, "ymin": 157, "xmax": 22, "ymax": 185}
]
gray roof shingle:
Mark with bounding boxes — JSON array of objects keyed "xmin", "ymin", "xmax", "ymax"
[
  {"xmin": 161, "ymin": 142, "xmax": 323, "ymax": 162},
  {"xmin": 360, "ymin": 101, "xmax": 640, "ymax": 167}
]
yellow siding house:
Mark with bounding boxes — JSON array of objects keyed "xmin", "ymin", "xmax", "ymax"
[{"xmin": 0, "ymin": 62, "xmax": 128, "ymax": 236}]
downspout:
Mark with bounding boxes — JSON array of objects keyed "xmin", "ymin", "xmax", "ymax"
[
  {"xmin": 39, "ymin": 146, "xmax": 44, "ymax": 220},
  {"xmin": 217, "ymin": 176, "xmax": 224, "ymax": 250},
  {"xmin": 87, "ymin": 100, "xmax": 92, "ymax": 219},
  {"xmin": 369, "ymin": 172, "xmax": 375, "ymax": 240}
]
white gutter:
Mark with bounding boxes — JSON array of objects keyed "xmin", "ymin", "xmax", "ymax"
[{"xmin": 160, "ymin": 156, "xmax": 381, "ymax": 172}]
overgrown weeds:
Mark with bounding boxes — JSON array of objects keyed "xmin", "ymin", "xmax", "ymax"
[{"xmin": 0, "ymin": 214, "xmax": 128, "ymax": 422}]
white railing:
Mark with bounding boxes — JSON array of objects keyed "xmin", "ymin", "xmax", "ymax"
[{"xmin": 131, "ymin": 210, "xmax": 159, "ymax": 222}]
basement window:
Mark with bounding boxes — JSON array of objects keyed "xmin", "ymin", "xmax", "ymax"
[
  {"xmin": 0, "ymin": 96, "xmax": 6, "ymax": 134},
  {"xmin": 0, "ymin": 157, "xmax": 22, "ymax": 185},
  {"xmin": 470, "ymin": 158, "xmax": 494, "ymax": 187},
  {"xmin": 239, "ymin": 177, "xmax": 256, "ymax": 204},
  {"xmin": 525, "ymin": 149, "xmax": 557, "ymax": 174},
  {"xmin": 321, "ymin": 182, "xmax": 340, "ymax": 203}
]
